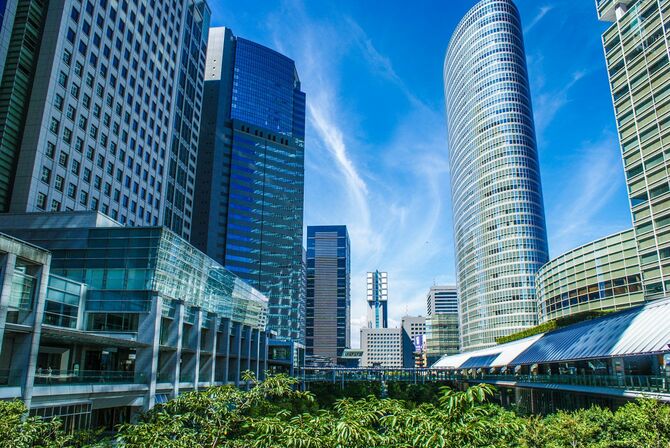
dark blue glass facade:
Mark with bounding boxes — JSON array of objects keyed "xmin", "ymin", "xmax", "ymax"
[
  {"xmin": 194, "ymin": 28, "xmax": 305, "ymax": 344},
  {"xmin": 232, "ymin": 38, "xmax": 305, "ymax": 140},
  {"xmin": 306, "ymin": 226, "xmax": 350, "ymax": 364}
]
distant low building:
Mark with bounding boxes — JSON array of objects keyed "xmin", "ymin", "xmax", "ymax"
[
  {"xmin": 401, "ymin": 316, "xmax": 426, "ymax": 368},
  {"xmin": 426, "ymin": 286, "xmax": 459, "ymax": 365},
  {"xmin": 360, "ymin": 328, "xmax": 402, "ymax": 368}
]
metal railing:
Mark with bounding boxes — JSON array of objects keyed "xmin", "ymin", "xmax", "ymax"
[
  {"xmin": 301, "ymin": 368, "xmax": 670, "ymax": 394},
  {"xmin": 33, "ymin": 369, "xmax": 145, "ymax": 385}
]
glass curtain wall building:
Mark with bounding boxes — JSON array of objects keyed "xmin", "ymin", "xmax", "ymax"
[
  {"xmin": 6, "ymin": 0, "xmax": 210, "ymax": 241},
  {"xmin": 426, "ymin": 285, "xmax": 459, "ymax": 364},
  {"xmin": 193, "ymin": 27, "xmax": 306, "ymax": 343},
  {"xmin": 305, "ymin": 226, "xmax": 350, "ymax": 365},
  {"xmin": 444, "ymin": 0, "xmax": 549, "ymax": 351},
  {"xmin": 598, "ymin": 0, "xmax": 670, "ymax": 299},
  {"xmin": 0, "ymin": 212, "xmax": 269, "ymax": 429},
  {"xmin": 366, "ymin": 270, "xmax": 388, "ymax": 328},
  {"xmin": 536, "ymin": 229, "xmax": 644, "ymax": 323}
]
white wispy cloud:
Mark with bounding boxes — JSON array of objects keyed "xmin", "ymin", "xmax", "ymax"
[
  {"xmin": 524, "ymin": 5, "xmax": 554, "ymax": 34},
  {"xmin": 546, "ymin": 134, "xmax": 631, "ymax": 256},
  {"xmin": 260, "ymin": 2, "xmax": 456, "ymax": 347},
  {"xmin": 533, "ymin": 70, "xmax": 587, "ymax": 139}
]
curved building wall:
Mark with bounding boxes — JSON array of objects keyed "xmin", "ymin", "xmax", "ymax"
[
  {"xmin": 444, "ymin": 0, "xmax": 549, "ymax": 351},
  {"xmin": 537, "ymin": 229, "xmax": 644, "ymax": 323}
]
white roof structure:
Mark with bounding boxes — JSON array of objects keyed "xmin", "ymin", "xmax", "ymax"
[
  {"xmin": 432, "ymin": 334, "xmax": 542, "ymax": 369},
  {"xmin": 431, "ymin": 298, "xmax": 670, "ymax": 369}
]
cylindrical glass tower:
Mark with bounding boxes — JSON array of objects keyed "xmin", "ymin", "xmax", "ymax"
[{"xmin": 444, "ymin": 0, "xmax": 549, "ymax": 352}]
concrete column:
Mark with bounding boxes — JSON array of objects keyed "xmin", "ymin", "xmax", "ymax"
[
  {"xmin": 204, "ymin": 315, "xmax": 219, "ymax": 385},
  {"xmin": 260, "ymin": 331, "xmax": 268, "ymax": 380},
  {"xmin": 136, "ymin": 294, "xmax": 163, "ymax": 411},
  {"xmin": 22, "ymin": 260, "xmax": 50, "ymax": 409},
  {"xmin": 220, "ymin": 318, "xmax": 230, "ymax": 383},
  {"xmin": 191, "ymin": 309, "xmax": 203, "ymax": 390},
  {"xmin": 172, "ymin": 303, "xmax": 185, "ymax": 396},
  {"xmin": 244, "ymin": 326, "xmax": 252, "ymax": 375},
  {"xmin": 254, "ymin": 328, "xmax": 261, "ymax": 378},
  {"xmin": 0, "ymin": 253, "xmax": 17, "ymax": 350},
  {"xmin": 234, "ymin": 324, "xmax": 242, "ymax": 386},
  {"xmin": 75, "ymin": 285, "xmax": 87, "ymax": 331}
]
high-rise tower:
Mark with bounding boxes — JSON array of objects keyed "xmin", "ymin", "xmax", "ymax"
[
  {"xmin": 305, "ymin": 225, "xmax": 351, "ymax": 364},
  {"xmin": 5, "ymin": 0, "xmax": 210, "ymax": 241},
  {"xmin": 444, "ymin": 0, "xmax": 549, "ymax": 351},
  {"xmin": 366, "ymin": 270, "xmax": 388, "ymax": 328},
  {"xmin": 193, "ymin": 27, "xmax": 306, "ymax": 343},
  {"xmin": 598, "ymin": 0, "xmax": 670, "ymax": 300}
]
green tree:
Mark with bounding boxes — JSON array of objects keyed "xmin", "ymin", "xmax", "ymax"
[{"xmin": 0, "ymin": 400, "xmax": 72, "ymax": 448}]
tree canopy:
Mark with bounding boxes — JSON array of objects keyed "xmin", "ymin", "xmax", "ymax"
[{"xmin": 3, "ymin": 372, "xmax": 670, "ymax": 447}]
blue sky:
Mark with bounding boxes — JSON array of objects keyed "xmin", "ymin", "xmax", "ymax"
[{"xmin": 209, "ymin": 0, "xmax": 632, "ymax": 347}]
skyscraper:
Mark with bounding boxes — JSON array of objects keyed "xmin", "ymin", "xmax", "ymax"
[
  {"xmin": 0, "ymin": 0, "xmax": 48, "ymax": 212},
  {"xmin": 426, "ymin": 285, "xmax": 459, "ymax": 364},
  {"xmin": 444, "ymin": 0, "xmax": 549, "ymax": 351},
  {"xmin": 366, "ymin": 270, "xmax": 388, "ymax": 328},
  {"xmin": 598, "ymin": 0, "xmax": 670, "ymax": 300},
  {"xmin": 305, "ymin": 225, "xmax": 351, "ymax": 364},
  {"xmin": 5, "ymin": 0, "xmax": 210, "ymax": 241},
  {"xmin": 193, "ymin": 27, "xmax": 306, "ymax": 343}
]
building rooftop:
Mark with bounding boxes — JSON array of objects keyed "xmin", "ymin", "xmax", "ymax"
[{"xmin": 433, "ymin": 298, "xmax": 670, "ymax": 369}]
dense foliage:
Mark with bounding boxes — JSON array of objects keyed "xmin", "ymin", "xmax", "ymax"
[
  {"xmin": 496, "ymin": 310, "xmax": 611, "ymax": 344},
  {"xmin": 3, "ymin": 372, "xmax": 670, "ymax": 447}
]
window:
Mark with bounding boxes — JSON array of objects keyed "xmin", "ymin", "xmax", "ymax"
[
  {"xmin": 36, "ymin": 193, "xmax": 47, "ymax": 210},
  {"xmin": 49, "ymin": 118, "xmax": 60, "ymax": 134},
  {"xmin": 54, "ymin": 94, "xmax": 64, "ymax": 111},
  {"xmin": 58, "ymin": 151, "xmax": 68, "ymax": 167},
  {"xmin": 40, "ymin": 166, "xmax": 51, "ymax": 183},
  {"xmin": 51, "ymin": 200, "xmax": 61, "ymax": 212},
  {"xmin": 46, "ymin": 142, "xmax": 56, "ymax": 159},
  {"xmin": 55, "ymin": 175, "xmax": 64, "ymax": 192},
  {"xmin": 67, "ymin": 183, "xmax": 77, "ymax": 198},
  {"xmin": 79, "ymin": 190, "xmax": 88, "ymax": 206},
  {"xmin": 71, "ymin": 159, "xmax": 80, "ymax": 175}
]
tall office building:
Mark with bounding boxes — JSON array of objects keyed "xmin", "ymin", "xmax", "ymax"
[
  {"xmin": 305, "ymin": 225, "xmax": 351, "ymax": 364},
  {"xmin": 192, "ymin": 27, "xmax": 306, "ymax": 343},
  {"xmin": 0, "ymin": 0, "xmax": 47, "ymax": 212},
  {"xmin": 4, "ymin": 1, "xmax": 210, "ymax": 241},
  {"xmin": 426, "ymin": 285, "xmax": 459, "ymax": 364},
  {"xmin": 598, "ymin": 0, "xmax": 670, "ymax": 299},
  {"xmin": 366, "ymin": 270, "xmax": 388, "ymax": 328},
  {"xmin": 444, "ymin": 0, "xmax": 549, "ymax": 351}
]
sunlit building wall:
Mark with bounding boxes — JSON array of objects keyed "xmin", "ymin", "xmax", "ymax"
[
  {"xmin": 444, "ymin": 0, "xmax": 549, "ymax": 351},
  {"xmin": 598, "ymin": 0, "xmax": 670, "ymax": 300}
]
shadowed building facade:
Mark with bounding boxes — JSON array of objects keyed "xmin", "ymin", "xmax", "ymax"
[
  {"xmin": 192, "ymin": 27, "xmax": 306, "ymax": 343},
  {"xmin": 444, "ymin": 0, "xmax": 549, "ymax": 351}
]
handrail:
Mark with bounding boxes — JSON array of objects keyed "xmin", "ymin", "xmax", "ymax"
[
  {"xmin": 33, "ymin": 369, "xmax": 145, "ymax": 385},
  {"xmin": 299, "ymin": 368, "xmax": 670, "ymax": 394}
]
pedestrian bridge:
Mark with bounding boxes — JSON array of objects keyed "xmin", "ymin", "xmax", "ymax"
[{"xmin": 302, "ymin": 368, "xmax": 670, "ymax": 395}]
